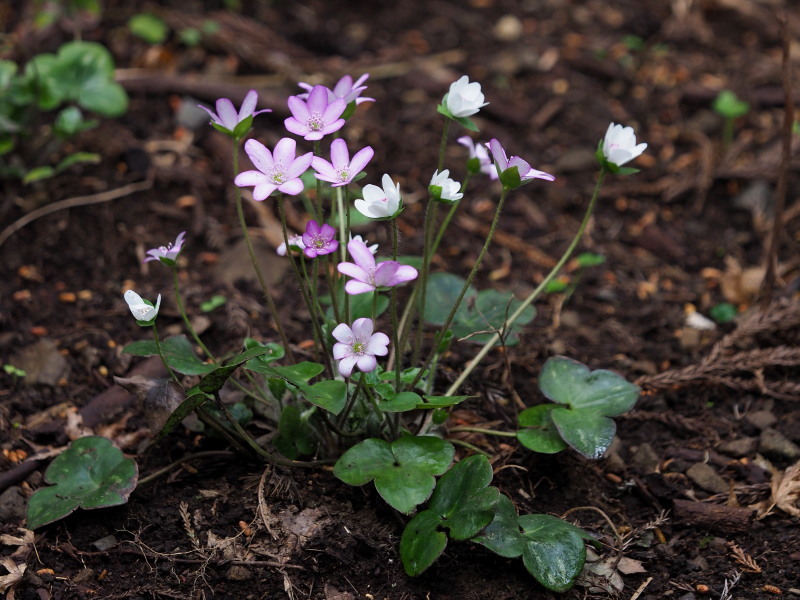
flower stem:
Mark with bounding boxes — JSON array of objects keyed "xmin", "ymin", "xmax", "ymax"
[
  {"xmin": 391, "ymin": 219, "xmax": 401, "ymax": 391},
  {"xmin": 409, "ymin": 185, "xmax": 510, "ymax": 391},
  {"xmin": 278, "ymin": 194, "xmax": 333, "ymax": 373},
  {"xmin": 171, "ymin": 266, "xmax": 215, "ymax": 362},
  {"xmin": 233, "ymin": 141, "xmax": 294, "ymax": 362},
  {"xmin": 152, "ymin": 323, "xmax": 179, "ymax": 383},
  {"xmin": 444, "ymin": 170, "xmax": 606, "ymax": 397},
  {"xmin": 447, "ymin": 426, "xmax": 518, "ymax": 438},
  {"xmin": 430, "ymin": 173, "xmax": 471, "ymax": 258}
]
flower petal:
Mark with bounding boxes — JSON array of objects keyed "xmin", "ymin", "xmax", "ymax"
[
  {"xmin": 288, "ymin": 95, "xmax": 311, "ymax": 122},
  {"xmin": 351, "ymin": 317, "xmax": 373, "ymax": 340},
  {"xmin": 278, "ymin": 178, "xmax": 305, "ymax": 196},
  {"xmin": 337, "ymin": 262, "xmax": 369, "ymax": 282},
  {"xmin": 347, "ymin": 240, "xmax": 376, "ymax": 271},
  {"xmin": 345, "ymin": 281, "xmax": 375, "ymax": 295},
  {"xmin": 356, "ymin": 354, "xmax": 377, "ymax": 374},
  {"xmin": 215, "ymin": 98, "xmax": 238, "ymax": 130},
  {"xmin": 239, "ymin": 90, "xmax": 258, "ymax": 120},
  {"xmin": 243, "ymin": 139, "xmax": 274, "ymax": 174},
  {"xmin": 329, "ymin": 138, "xmax": 350, "ymax": 168},
  {"xmin": 348, "ymin": 146, "xmax": 374, "ymax": 175},
  {"xmin": 337, "ymin": 355, "xmax": 358, "ymax": 377}
]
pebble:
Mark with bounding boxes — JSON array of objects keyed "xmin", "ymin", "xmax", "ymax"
[
  {"xmin": 629, "ymin": 443, "xmax": 660, "ymax": 473},
  {"xmin": 0, "ymin": 486, "xmax": 27, "ymax": 523},
  {"xmin": 718, "ymin": 436, "xmax": 758, "ymax": 457},
  {"xmin": 11, "ymin": 338, "xmax": 70, "ymax": 387},
  {"xmin": 759, "ymin": 428, "xmax": 800, "ymax": 460},
  {"xmin": 494, "ymin": 14, "xmax": 523, "ymax": 42},
  {"xmin": 746, "ymin": 410, "xmax": 778, "ymax": 431},
  {"xmin": 225, "ymin": 565, "xmax": 252, "ymax": 581},
  {"xmin": 686, "ymin": 462, "xmax": 729, "ymax": 494}
]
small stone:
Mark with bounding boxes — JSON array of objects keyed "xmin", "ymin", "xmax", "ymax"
[
  {"xmin": 759, "ymin": 428, "xmax": 800, "ymax": 459},
  {"xmin": 494, "ymin": 14, "xmax": 523, "ymax": 42},
  {"xmin": 11, "ymin": 338, "xmax": 70, "ymax": 387},
  {"xmin": 686, "ymin": 462, "xmax": 729, "ymax": 494},
  {"xmin": 72, "ymin": 568, "xmax": 96, "ymax": 584},
  {"xmin": 746, "ymin": 410, "xmax": 778, "ymax": 431},
  {"xmin": 0, "ymin": 486, "xmax": 27, "ymax": 523},
  {"xmin": 629, "ymin": 443, "xmax": 660, "ymax": 473},
  {"xmin": 719, "ymin": 436, "xmax": 758, "ymax": 457},
  {"xmin": 225, "ymin": 565, "xmax": 252, "ymax": 581}
]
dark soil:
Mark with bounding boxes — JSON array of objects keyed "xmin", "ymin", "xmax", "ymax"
[{"xmin": 2, "ymin": 1, "xmax": 800, "ymax": 599}]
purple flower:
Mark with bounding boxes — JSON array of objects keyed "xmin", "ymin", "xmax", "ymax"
[
  {"xmin": 337, "ymin": 239, "xmax": 418, "ymax": 295},
  {"xmin": 144, "ymin": 231, "xmax": 186, "ymax": 265},
  {"xmin": 332, "ymin": 317, "xmax": 389, "ymax": 377},
  {"xmin": 458, "ymin": 136, "xmax": 498, "ymax": 180},
  {"xmin": 198, "ymin": 90, "xmax": 271, "ymax": 137},
  {"xmin": 298, "ymin": 74, "xmax": 375, "ymax": 106},
  {"xmin": 302, "ymin": 220, "xmax": 338, "ymax": 258},
  {"xmin": 487, "ymin": 139, "xmax": 555, "ymax": 187},
  {"xmin": 312, "ymin": 139, "xmax": 374, "ymax": 187},
  {"xmin": 234, "ymin": 138, "xmax": 313, "ymax": 200},
  {"xmin": 285, "ymin": 85, "xmax": 346, "ymax": 141}
]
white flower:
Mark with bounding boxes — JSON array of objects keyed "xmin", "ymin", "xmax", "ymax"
[
  {"xmin": 429, "ymin": 169, "xmax": 463, "ymax": 203},
  {"xmin": 354, "ymin": 174, "xmax": 402, "ymax": 219},
  {"xmin": 277, "ymin": 234, "xmax": 305, "ymax": 256},
  {"xmin": 350, "ymin": 234, "xmax": 378, "ymax": 255},
  {"xmin": 124, "ymin": 290, "xmax": 161, "ymax": 322},
  {"xmin": 445, "ymin": 75, "xmax": 488, "ymax": 118},
  {"xmin": 602, "ymin": 123, "xmax": 647, "ymax": 167}
]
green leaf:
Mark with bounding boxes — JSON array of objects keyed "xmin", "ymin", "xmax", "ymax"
[
  {"xmin": 471, "ymin": 494, "xmax": 525, "ymax": 558},
  {"xmin": 54, "ymin": 106, "xmax": 98, "ymax": 138},
  {"xmin": 27, "ymin": 436, "xmax": 138, "ymax": 529},
  {"xmin": 535, "ymin": 356, "xmax": 639, "ymax": 459},
  {"xmin": 428, "ymin": 455, "xmax": 498, "ymax": 540},
  {"xmin": 123, "ymin": 335, "xmax": 216, "ymax": 375},
  {"xmin": 55, "ymin": 152, "xmax": 101, "ymax": 173},
  {"xmin": 418, "ymin": 395, "xmax": 470, "ymax": 409},
  {"xmin": 304, "ymin": 379, "xmax": 347, "ymax": 414},
  {"xmin": 77, "ymin": 79, "xmax": 128, "ymax": 117},
  {"xmin": 713, "ymin": 90, "xmax": 749, "ymax": 119},
  {"xmin": 128, "ymin": 13, "xmax": 169, "ymax": 44},
  {"xmin": 155, "ymin": 344, "xmax": 277, "ymax": 439},
  {"xmin": 517, "ymin": 404, "xmax": 569, "ymax": 454},
  {"xmin": 424, "ymin": 273, "xmax": 535, "ymax": 345},
  {"xmin": 400, "ymin": 510, "xmax": 448, "ymax": 576},
  {"xmin": 575, "ymin": 252, "xmax": 605, "ymax": 268},
  {"xmin": 539, "ymin": 356, "xmax": 639, "ymax": 416},
  {"xmin": 200, "ymin": 295, "xmax": 227, "ymax": 312},
  {"xmin": 264, "ymin": 362, "xmax": 325, "ymax": 384},
  {"xmin": 710, "ymin": 302, "xmax": 737, "ymax": 323},
  {"xmin": 334, "ymin": 436, "xmax": 454, "ymax": 514},
  {"xmin": 518, "ymin": 514, "xmax": 590, "ymax": 592},
  {"xmin": 22, "ymin": 165, "xmax": 55, "ymax": 184},
  {"xmin": 274, "ymin": 405, "xmax": 316, "ymax": 459},
  {"xmin": 376, "ymin": 390, "xmax": 422, "ymax": 413},
  {"xmin": 550, "ymin": 407, "xmax": 616, "ymax": 460}
]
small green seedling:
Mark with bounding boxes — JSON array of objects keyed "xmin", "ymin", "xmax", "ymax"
[
  {"xmin": 517, "ymin": 356, "xmax": 640, "ymax": 459},
  {"xmin": 713, "ymin": 90, "xmax": 749, "ymax": 148},
  {"xmin": 710, "ymin": 302, "xmax": 737, "ymax": 324},
  {"xmin": 200, "ymin": 294, "xmax": 227, "ymax": 312},
  {"xmin": 27, "ymin": 436, "xmax": 138, "ymax": 529},
  {"xmin": 3, "ymin": 364, "xmax": 26, "ymax": 378},
  {"xmin": 128, "ymin": 13, "xmax": 169, "ymax": 45}
]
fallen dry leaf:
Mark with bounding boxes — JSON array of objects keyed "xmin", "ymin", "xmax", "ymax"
[
  {"xmin": 0, "ymin": 556, "xmax": 27, "ymax": 600},
  {"xmin": 750, "ymin": 457, "xmax": 800, "ymax": 518},
  {"xmin": 0, "ymin": 528, "xmax": 35, "ymax": 558}
]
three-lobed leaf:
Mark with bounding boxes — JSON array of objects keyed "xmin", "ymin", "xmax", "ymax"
[
  {"xmin": 27, "ymin": 436, "xmax": 138, "ymax": 529},
  {"xmin": 334, "ymin": 436, "xmax": 454, "ymax": 514},
  {"xmin": 522, "ymin": 356, "xmax": 639, "ymax": 459}
]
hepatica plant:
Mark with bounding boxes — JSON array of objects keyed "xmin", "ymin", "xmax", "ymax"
[{"xmin": 29, "ymin": 73, "xmax": 651, "ymax": 593}]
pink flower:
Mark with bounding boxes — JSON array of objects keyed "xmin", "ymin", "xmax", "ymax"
[
  {"xmin": 198, "ymin": 90, "xmax": 271, "ymax": 136},
  {"xmin": 298, "ymin": 74, "xmax": 374, "ymax": 106},
  {"xmin": 337, "ymin": 239, "xmax": 418, "ymax": 295},
  {"xmin": 277, "ymin": 234, "xmax": 305, "ymax": 256},
  {"xmin": 285, "ymin": 85, "xmax": 346, "ymax": 141},
  {"xmin": 144, "ymin": 231, "xmax": 186, "ymax": 265},
  {"xmin": 487, "ymin": 139, "xmax": 555, "ymax": 187},
  {"xmin": 234, "ymin": 138, "xmax": 313, "ymax": 200},
  {"xmin": 312, "ymin": 139, "xmax": 374, "ymax": 187},
  {"xmin": 302, "ymin": 220, "xmax": 338, "ymax": 259},
  {"xmin": 332, "ymin": 318, "xmax": 389, "ymax": 377},
  {"xmin": 458, "ymin": 136, "xmax": 498, "ymax": 180}
]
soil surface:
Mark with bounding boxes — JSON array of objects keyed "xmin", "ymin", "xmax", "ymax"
[{"xmin": 2, "ymin": 1, "xmax": 800, "ymax": 599}]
